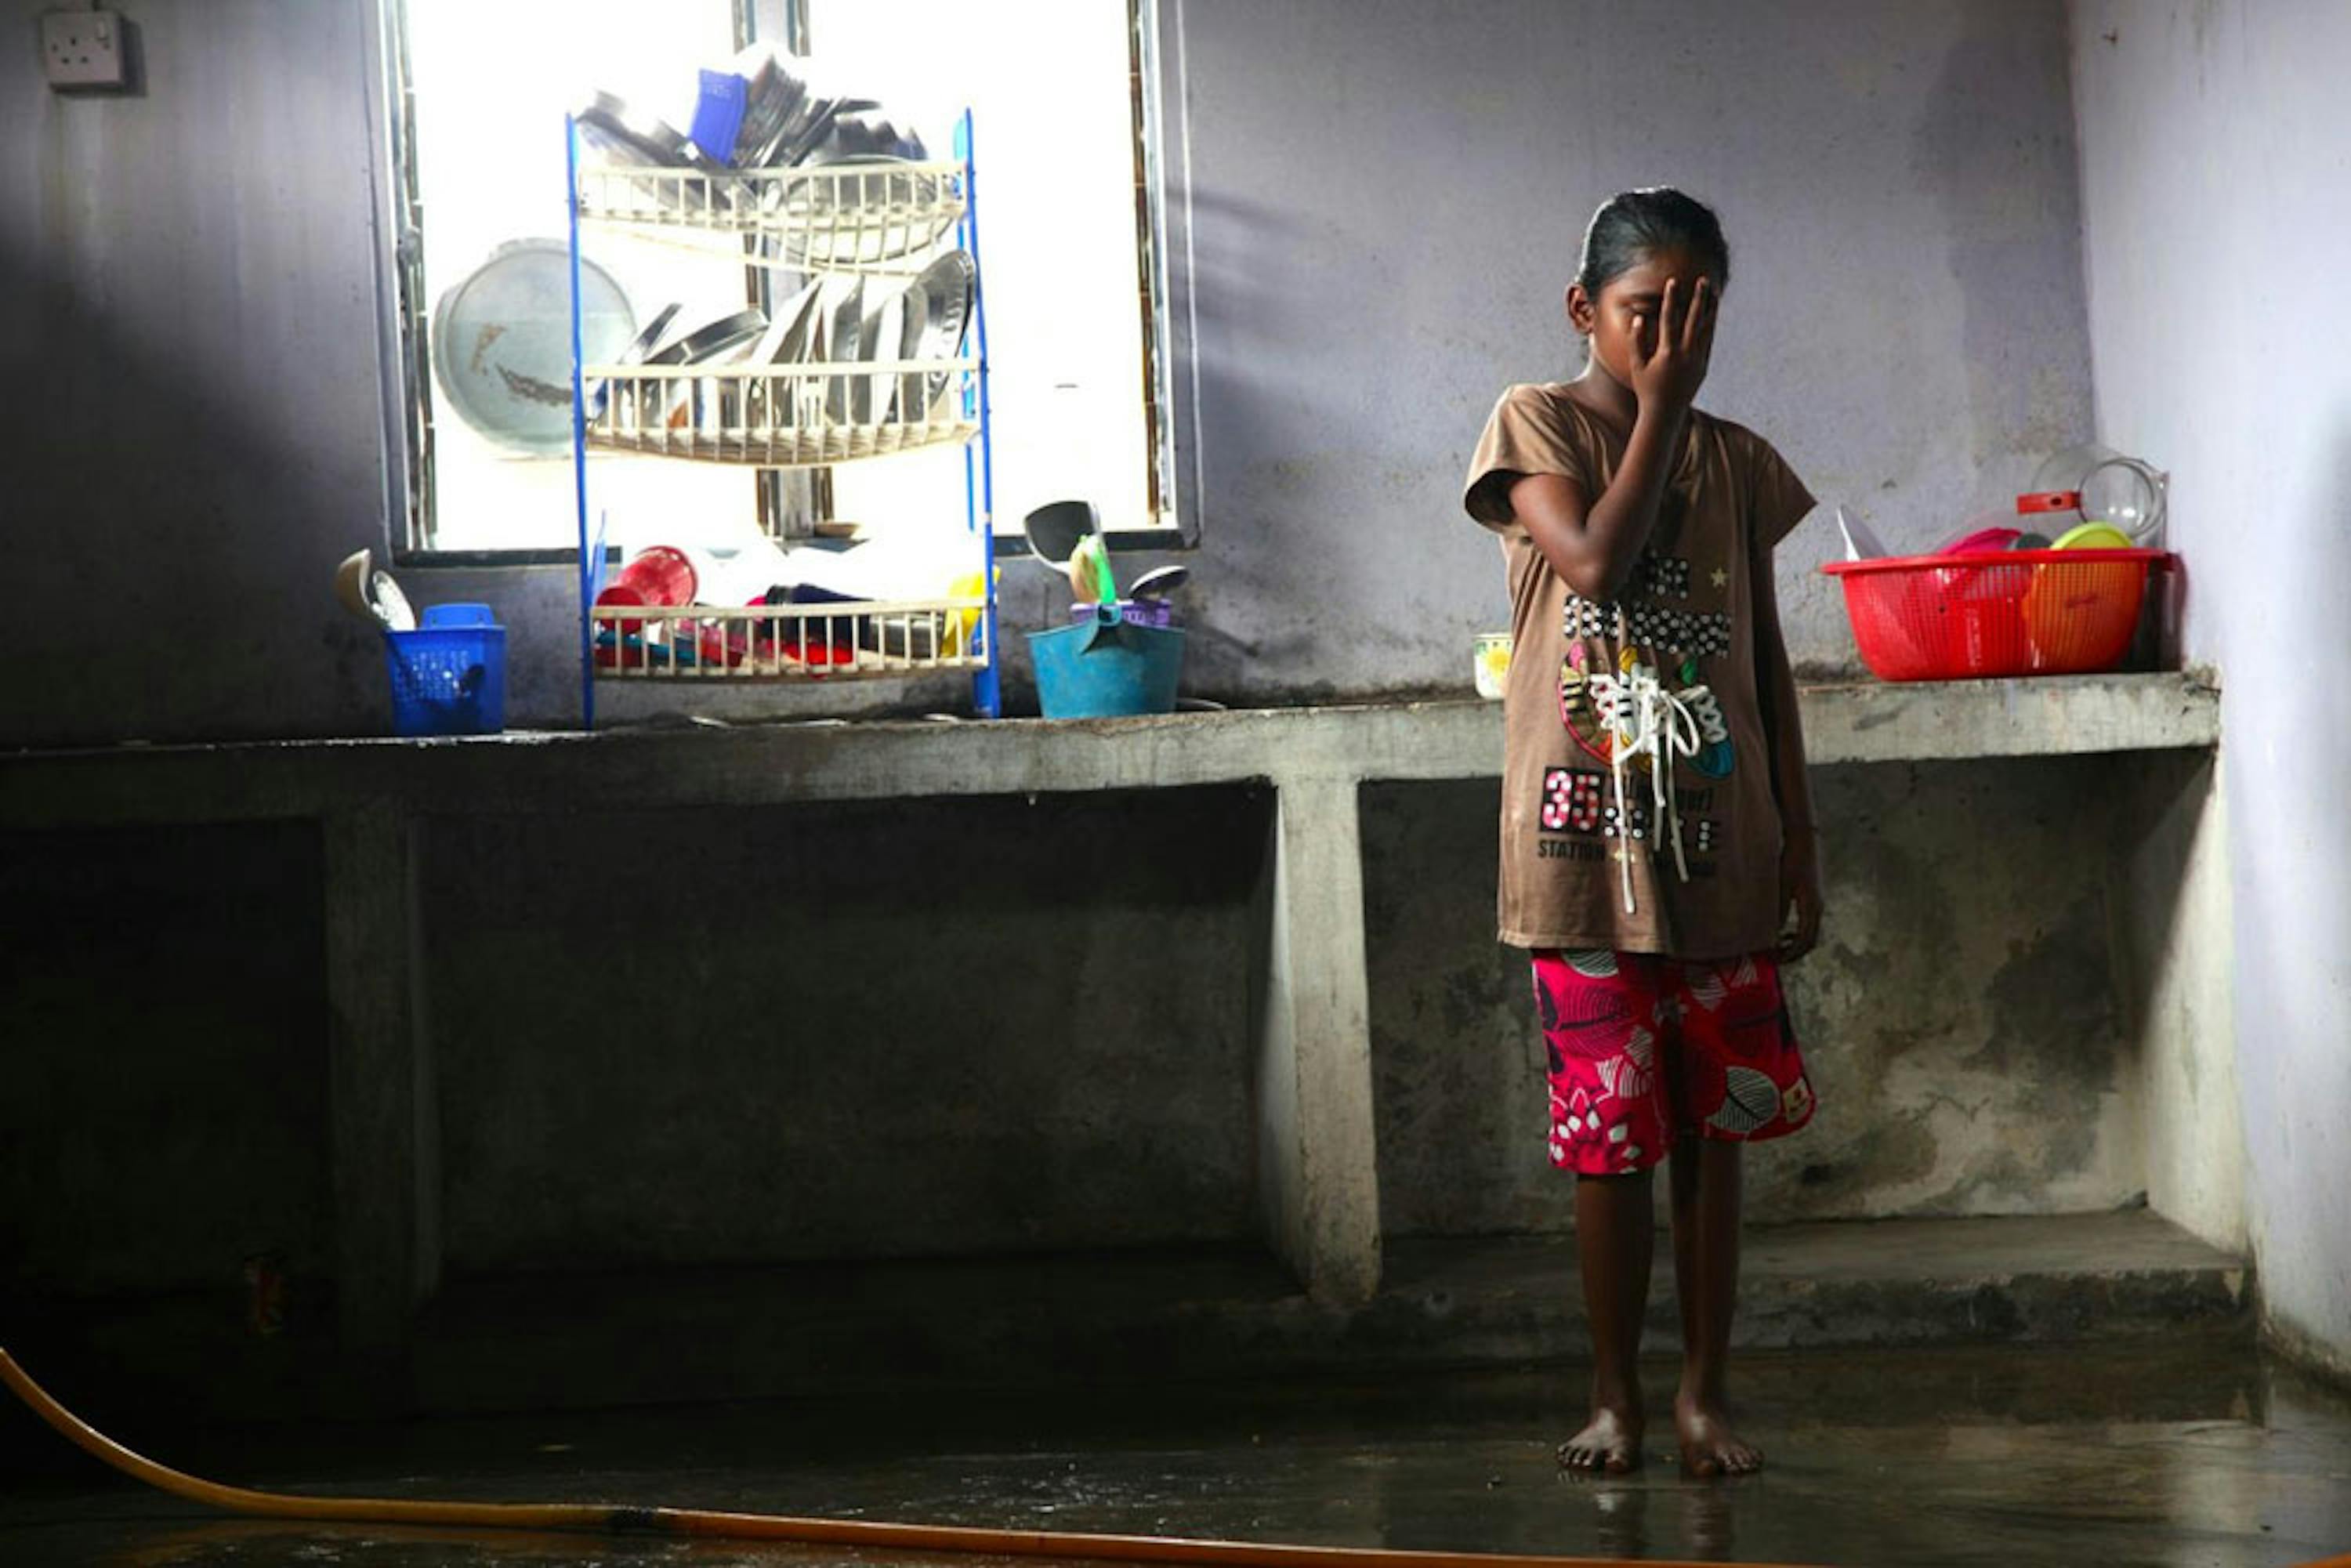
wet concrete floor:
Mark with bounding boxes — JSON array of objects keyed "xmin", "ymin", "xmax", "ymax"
[{"xmin": 2, "ymin": 1340, "xmax": 2346, "ymax": 1567}]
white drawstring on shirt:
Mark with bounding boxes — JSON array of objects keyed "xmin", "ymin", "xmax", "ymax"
[{"xmin": 1585, "ymin": 661, "xmax": 1715, "ymax": 914}]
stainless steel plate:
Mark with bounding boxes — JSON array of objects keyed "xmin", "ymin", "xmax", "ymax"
[
  {"xmin": 578, "ymin": 92, "xmax": 694, "ymax": 167},
  {"xmin": 648, "ymin": 306, "xmax": 767, "ymax": 365},
  {"xmin": 732, "ymin": 51, "xmax": 808, "ymax": 167},
  {"xmin": 858, "ymin": 284, "xmax": 902, "ymax": 423},
  {"xmin": 589, "ymin": 300, "xmax": 681, "ymax": 418},
  {"xmin": 741, "ymin": 281, "xmax": 820, "ymax": 367},
  {"xmin": 824, "ymin": 278, "xmax": 865, "ymax": 423},
  {"xmin": 639, "ymin": 307, "xmax": 766, "ymax": 434},
  {"xmin": 742, "ymin": 281, "xmax": 823, "ymax": 427},
  {"xmin": 770, "ymin": 96, "xmax": 881, "ymax": 168},
  {"xmin": 900, "ymin": 248, "xmax": 975, "ymax": 416}
]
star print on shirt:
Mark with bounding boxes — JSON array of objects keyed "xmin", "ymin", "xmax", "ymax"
[{"xmin": 1711, "ymin": 568, "xmax": 1730, "ymax": 588}]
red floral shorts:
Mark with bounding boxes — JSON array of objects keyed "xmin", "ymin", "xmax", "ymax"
[{"xmin": 1531, "ymin": 949, "xmax": 1816, "ymax": 1175}]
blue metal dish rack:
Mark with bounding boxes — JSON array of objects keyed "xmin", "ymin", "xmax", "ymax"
[{"xmin": 563, "ymin": 110, "xmax": 1000, "ymax": 726}]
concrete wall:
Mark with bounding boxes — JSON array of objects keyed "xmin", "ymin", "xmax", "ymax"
[
  {"xmin": 2114, "ymin": 749, "xmax": 2243, "ymax": 1253},
  {"xmin": 1, "ymin": 824, "xmax": 334, "ymax": 1295},
  {"xmin": 1364, "ymin": 758, "xmax": 2157, "ymax": 1237},
  {"xmin": 1176, "ymin": 0, "xmax": 2094, "ymax": 702},
  {"xmin": 0, "ymin": 789, "xmax": 1273, "ymax": 1312},
  {"xmin": 5, "ymin": 748, "xmax": 2202, "ymax": 1310},
  {"xmin": 421, "ymin": 789, "xmax": 1271, "ymax": 1271},
  {"xmin": 0, "ymin": 0, "xmax": 395, "ymax": 748},
  {"xmin": 0, "ymin": 0, "xmax": 2096, "ymax": 744},
  {"xmin": 5, "ymin": 733, "xmax": 2233, "ymax": 1338},
  {"xmin": 2069, "ymin": 0, "xmax": 2351, "ymax": 1374}
]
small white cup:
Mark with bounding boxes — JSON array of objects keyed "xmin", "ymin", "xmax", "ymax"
[{"xmin": 1473, "ymin": 632, "xmax": 1512, "ymax": 700}]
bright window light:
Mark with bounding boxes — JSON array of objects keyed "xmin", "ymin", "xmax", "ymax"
[
  {"xmin": 805, "ymin": 1, "xmax": 1154, "ymax": 543},
  {"xmin": 397, "ymin": 0, "xmax": 1161, "ymax": 563},
  {"xmin": 405, "ymin": 0, "xmax": 744, "ymax": 556}
]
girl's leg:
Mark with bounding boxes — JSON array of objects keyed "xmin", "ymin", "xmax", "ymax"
[
  {"xmin": 1668, "ymin": 1135, "xmax": 1762, "ymax": 1475},
  {"xmin": 1560, "ymin": 1168, "xmax": 1654, "ymax": 1472}
]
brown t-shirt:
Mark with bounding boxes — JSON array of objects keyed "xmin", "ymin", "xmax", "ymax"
[{"xmin": 1463, "ymin": 383, "xmax": 1815, "ymax": 957}]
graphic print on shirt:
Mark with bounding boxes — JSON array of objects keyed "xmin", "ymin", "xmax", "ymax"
[
  {"xmin": 1542, "ymin": 551, "xmax": 1738, "ymax": 902},
  {"xmin": 1635, "ymin": 555, "xmax": 1692, "ymax": 599},
  {"xmin": 1556, "ymin": 643, "xmax": 1617, "ymax": 766},
  {"xmin": 1679, "ymin": 657, "xmax": 1736, "ymax": 780},
  {"xmin": 1560, "ymin": 599, "xmax": 1733, "ymax": 658},
  {"xmin": 1540, "ymin": 766, "xmax": 1605, "ymax": 833}
]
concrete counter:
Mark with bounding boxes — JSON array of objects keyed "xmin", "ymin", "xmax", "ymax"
[
  {"xmin": 2, "ymin": 672, "xmax": 2219, "ymax": 824},
  {"xmin": 0, "ymin": 672, "xmax": 2226, "ymax": 1352}
]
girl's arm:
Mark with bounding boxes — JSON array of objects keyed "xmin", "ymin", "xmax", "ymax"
[
  {"xmin": 1751, "ymin": 534, "xmax": 1823, "ymax": 962},
  {"xmin": 1508, "ymin": 410, "xmax": 1686, "ymax": 603},
  {"xmin": 1509, "ymin": 278, "xmax": 1716, "ymax": 603}
]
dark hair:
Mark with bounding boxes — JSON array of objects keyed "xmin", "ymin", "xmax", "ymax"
[{"xmin": 1574, "ymin": 187, "xmax": 1730, "ymax": 298}]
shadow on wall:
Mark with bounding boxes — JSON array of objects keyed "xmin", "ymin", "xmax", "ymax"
[
  {"xmin": 424, "ymin": 786, "xmax": 1275, "ymax": 1270},
  {"xmin": 1910, "ymin": 16, "xmax": 2091, "ymax": 487},
  {"xmin": 1175, "ymin": 183, "xmax": 1357, "ymax": 702},
  {"xmin": 0, "ymin": 242, "xmax": 389, "ymax": 748},
  {"xmin": 0, "ymin": 820, "xmax": 333, "ymax": 1298}
]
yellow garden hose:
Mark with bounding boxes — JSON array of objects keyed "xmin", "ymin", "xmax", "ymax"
[
  {"xmin": 11, "ymin": 1345, "xmax": 2346, "ymax": 1568},
  {"xmin": 2, "ymin": 1346, "xmax": 1775, "ymax": 1568}
]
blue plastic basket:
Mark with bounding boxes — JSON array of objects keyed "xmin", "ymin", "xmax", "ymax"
[
  {"xmin": 384, "ymin": 619, "xmax": 506, "ymax": 737},
  {"xmin": 1027, "ymin": 604, "xmax": 1183, "ymax": 719}
]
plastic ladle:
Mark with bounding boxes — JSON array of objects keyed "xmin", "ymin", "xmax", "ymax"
[
  {"xmin": 373, "ymin": 570, "xmax": 417, "ymax": 632},
  {"xmin": 1128, "ymin": 564, "xmax": 1190, "ymax": 601},
  {"xmin": 333, "ymin": 548, "xmax": 416, "ymax": 632},
  {"xmin": 332, "ymin": 549, "xmax": 375, "ymax": 625},
  {"xmin": 1024, "ymin": 499, "xmax": 1120, "ymax": 603},
  {"xmin": 1023, "ymin": 499, "xmax": 1096, "ymax": 571}
]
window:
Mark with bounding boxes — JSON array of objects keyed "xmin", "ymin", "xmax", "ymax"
[{"xmin": 379, "ymin": 0, "xmax": 1190, "ymax": 570}]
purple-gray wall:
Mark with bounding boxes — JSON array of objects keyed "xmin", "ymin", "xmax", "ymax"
[
  {"xmin": 2070, "ymin": 0, "xmax": 2351, "ymax": 1377},
  {"xmin": 0, "ymin": 0, "xmax": 2096, "ymax": 744}
]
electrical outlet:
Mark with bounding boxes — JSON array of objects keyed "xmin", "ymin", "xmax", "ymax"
[{"xmin": 42, "ymin": 9, "xmax": 129, "ymax": 91}]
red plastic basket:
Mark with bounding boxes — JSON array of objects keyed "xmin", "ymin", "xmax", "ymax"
[{"xmin": 1822, "ymin": 549, "xmax": 2166, "ymax": 681}]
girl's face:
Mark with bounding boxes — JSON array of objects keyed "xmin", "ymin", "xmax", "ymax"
[{"xmin": 1567, "ymin": 247, "xmax": 1722, "ymax": 388}]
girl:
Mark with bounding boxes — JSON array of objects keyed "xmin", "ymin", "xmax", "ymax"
[{"xmin": 1461, "ymin": 188, "xmax": 1822, "ymax": 1477}]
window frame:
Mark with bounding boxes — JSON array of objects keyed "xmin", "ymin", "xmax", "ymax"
[
  {"xmin": 363, "ymin": 0, "xmax": 1203, "ymax": 567},
  {"xmin": 1133, "ymin": 0, "xmax": 1204, "ymax": 553}
]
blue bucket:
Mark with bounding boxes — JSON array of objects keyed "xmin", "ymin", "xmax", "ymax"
[
  {"xmin": 384, "ymin": 611, "xmax": 506, "ymax": 737},
  {"xmin": 1028, "ymin": 603, "xmax": 1184, "ymax": 719}
]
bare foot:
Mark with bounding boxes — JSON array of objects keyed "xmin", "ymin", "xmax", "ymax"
[
  {"xmin": 1674, "ymin": 1392, "xmax": 1761, "ymax": 1476},
  {"xmin": 1557, "ymin": 1403, "xmax": 1644, "ymax": 1474}
]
